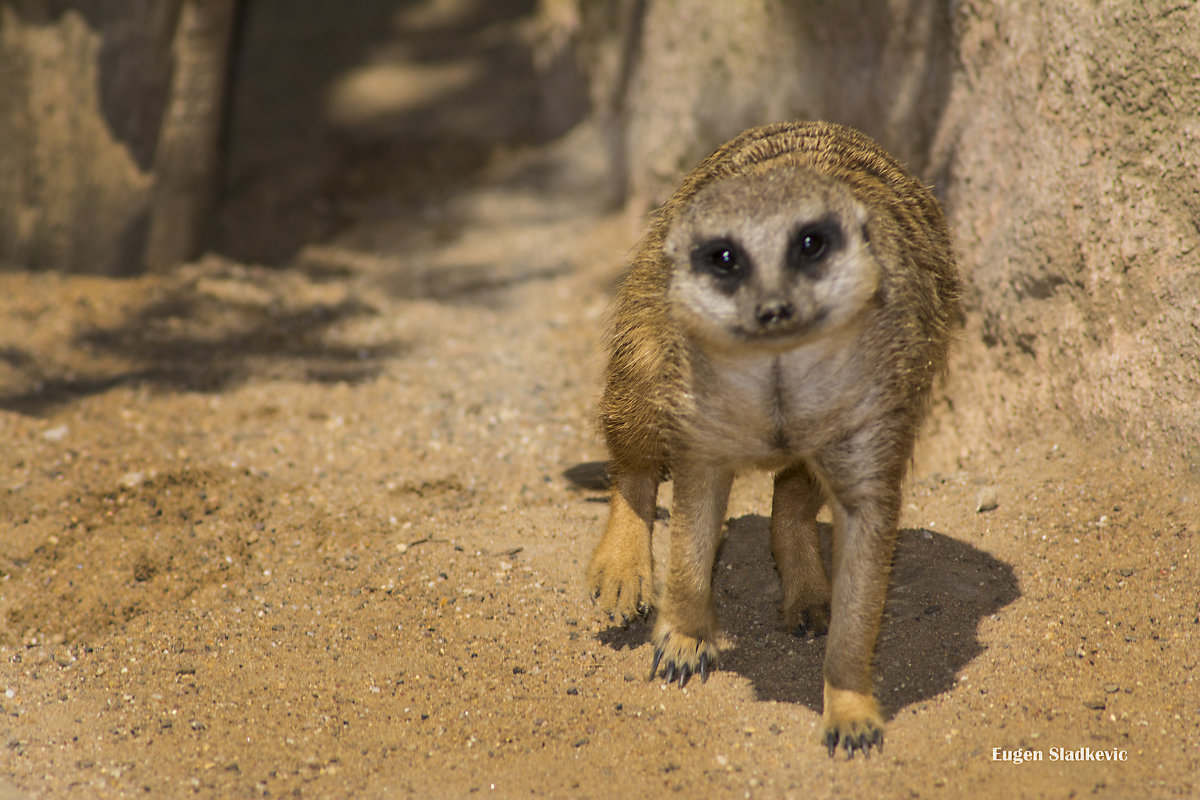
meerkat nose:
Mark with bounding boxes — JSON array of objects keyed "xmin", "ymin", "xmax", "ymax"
[{"xmin": 755, "ymin": 299, "xmax": 795, "ymax": 327}]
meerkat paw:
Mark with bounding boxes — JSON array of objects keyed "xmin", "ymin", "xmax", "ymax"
[
  {"xmin": 648, "ymin": 620, "xmax": 719, "ymax": 688},
  {"xmin": 781, "ymin": 597, "xmax": 831, "ymax": 637},
  {"xmin": 586, "ymin": 542, "xmax": 654, "ymax": 623},
  {"xmin": 821, "ymin": 683, "xmax": 884, "ymax": 758}
]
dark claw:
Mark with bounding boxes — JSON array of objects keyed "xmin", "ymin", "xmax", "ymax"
[
  {"xmin": 853, "ymin": 729, "xmax": 882, "ymax": 757},
  {"xmin": 828, "ymin": 728, "xmax": 883, "ymax": 759},
  {"xmin": 648, "ymin": 647, "xmax": 664, "ymax": 681},
  {"xmin": 677, "ymin": 663, "xmax": 692, "ymax": 688},
  {"xmin": 663, "ymin": 662, "xmax": 676, "ymax": 684},
  {"xmin": 698, "ymin": 652, "xmax": 710, "ymax": 683},
  {"xmin": 845, "ymin": 734, "xmax": 863, "ymax": 758}
]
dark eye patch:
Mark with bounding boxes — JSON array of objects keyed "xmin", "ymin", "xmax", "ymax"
[
  {"xmin": 691, "ymin": 238, "xmax": 749, "ymax": 292},
  {"xmin": 787, "ymin": 220, "xmax": 842, "ymax": 273}
]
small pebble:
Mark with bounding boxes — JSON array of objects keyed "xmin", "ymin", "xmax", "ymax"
[
  {"xmin": 974, "ymin": 486, "xmax": 1000, "ymax": 513},
  {"xmin": 42, "ymin": 425, "xmax": 69, "ymax": 442},
  {"xmin": 120, "ymin": 471, "xmax": 146, "ymax": 490}
]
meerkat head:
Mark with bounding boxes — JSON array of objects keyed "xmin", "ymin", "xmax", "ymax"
[{"xmin": 663, "ymin": 165, "xmax": 880, "ymax": 352}]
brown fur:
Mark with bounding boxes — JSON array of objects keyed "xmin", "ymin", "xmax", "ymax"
[{"xmin": 585, "ymin": 121, "xmax": 960, "ymax": 757}]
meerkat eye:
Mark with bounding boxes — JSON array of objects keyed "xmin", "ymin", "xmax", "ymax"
[
  {"xmin": 798, "ymin": 231, "xmax": 827, "ymax": 259},
  {"xmin": 788, "ymin": 222, "xmax": 841, "ymax": 271},
  {"xmin": 691, "ymin": 239, "xmax": 745, "ymax": 282}
]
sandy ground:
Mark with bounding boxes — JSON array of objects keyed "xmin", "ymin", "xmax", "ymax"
[{"xmin": 1, "ymin": 2, "xmax": 1197, "ymax": 798}]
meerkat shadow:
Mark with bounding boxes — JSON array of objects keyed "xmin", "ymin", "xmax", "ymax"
[
  {"xmin": 595, "ymin": 617, "xmax": 654, "ymax": 652},
  {"xmin": 712, "ymin": 515, "xmax": 1020, "ymax": 716},
  {"xmin": 563, "ymin": 461, "xmax": 611, "ymax": 492}
]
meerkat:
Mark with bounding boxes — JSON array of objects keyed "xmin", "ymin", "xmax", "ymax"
[{"xmin": 585, "ymin": 121, "xmax": 960, "ymax": 757}]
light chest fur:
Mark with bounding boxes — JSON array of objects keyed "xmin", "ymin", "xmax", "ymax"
[{"xmin": 679, "ymin": 328, "xmax": 878, "ymax": 472}]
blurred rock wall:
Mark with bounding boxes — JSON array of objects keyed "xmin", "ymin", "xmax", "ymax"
[
  {"xmin": 2, "ymin": 0, "xmax": 1196, "ymax": 470},
  {"xmin": 0, "ymin": 0, "xmax": 233, "ymax": 274},
  {"xmin": 0, "ymin": 2, "xmax": 178, "ymax": 273},
  {"xmin": 930, "ymin": 2, "xmax": 1200, "ymax": 472}
]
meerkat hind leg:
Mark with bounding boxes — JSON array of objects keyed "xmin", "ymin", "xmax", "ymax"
[
  {"xmin": 770, "ymin": 463, "xmax": 832, "ymax": 636},
  {"xmin": 587, "ymin": 471, "xmax": 658, "ymax": 622},
  {"xmin": 650, "ymin": 463, "xmax": 733, "ymax": 687}
]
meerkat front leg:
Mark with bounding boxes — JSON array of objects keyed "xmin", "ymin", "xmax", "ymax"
[
  {"xmin": 650, "ymin": 461, "xmax": 733, "ymax": 686},
  {"xmin": 587, "ymin": 470, "xmax": 658, "ymax": 621},
  {"xmin": 770, "ymin": 463, "xmax": 831, "ymax": 636},
  {"xmin": 820, "ymin": 486, "xmax": 901, "ymax": 757}
]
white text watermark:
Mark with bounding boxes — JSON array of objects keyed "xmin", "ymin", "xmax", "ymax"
[{"xmin": 992, "ymin": 747, "xmax": 1129, "ymax": 765}]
